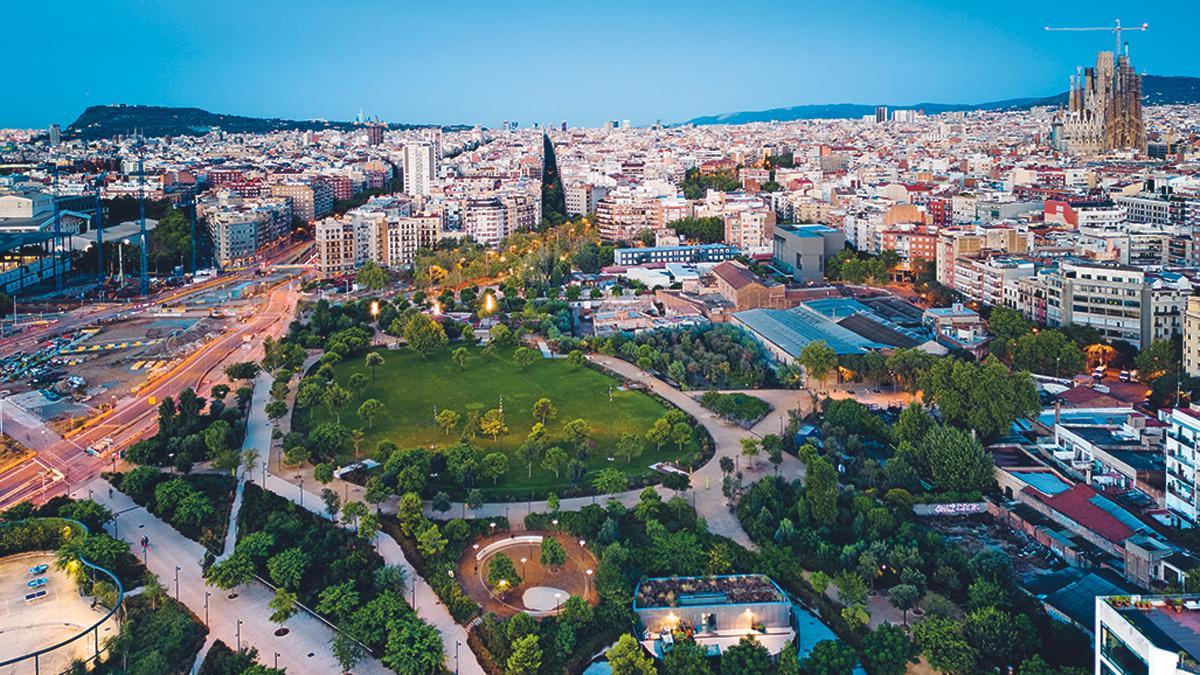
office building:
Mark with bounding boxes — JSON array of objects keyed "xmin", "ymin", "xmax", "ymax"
[{"xmin": 771, "ymin": 224, "xmax": 845, "ymax": 284}]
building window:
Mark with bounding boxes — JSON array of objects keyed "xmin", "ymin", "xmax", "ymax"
[{"xmin": 1100, "ymin": 624, "xmax": 1148, "ymax": 675}]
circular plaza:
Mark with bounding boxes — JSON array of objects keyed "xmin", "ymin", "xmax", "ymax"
[{"xmin": 457, "ymin": 531, "xmax": 600, "ymax": 617}]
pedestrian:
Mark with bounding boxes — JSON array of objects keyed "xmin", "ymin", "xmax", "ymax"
[{"xmin": 108, "ymin": 487, "xmax": 113, "ymax": 499}]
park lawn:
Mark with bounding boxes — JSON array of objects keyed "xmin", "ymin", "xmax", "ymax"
[{"xmin": 314, "ymin": 345, "xmax": 698, "ymax": 495}]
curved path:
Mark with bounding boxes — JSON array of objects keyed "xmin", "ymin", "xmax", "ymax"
[{"xmin": 421, "ymin": 355, "xmax": 809, "ymax": 549}]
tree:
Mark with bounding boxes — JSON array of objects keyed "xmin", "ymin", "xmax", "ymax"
[
  {"xmin": 204, "ymin": 419, "xmax": 231, "ymax": 458},
  {"xmin": 606, "ymin": 634, "xmax": 656, "ymax": 675},
  {"xmin": 466, "ymin": 489, "xmax": 485, "ymax": 513},
  {"xmin": 894, "ymin": 403, "xmax": 933, "ymax": 447},
  {"xmin": 513, "ymin": 346, "xmax": 538, "ymax": 370},
  {"xmin": 382, "ymin": 616, "xmax": 444, "ymax": 674},
  {"xmin": 268, "ymin": 588, "xmax": 298, "ymax": 626},
  {"xmin": 593, "ymin": 468, "xmax": 627, "ymax": 494},
  {"xmin": 481, "ymin": 408, "xmax": 508, "ymax": 441},
  {"xmin": 348, "ymin": 372, "xmax": 369, "ymax": 395},
  {"xmin": 267, "ymin": 548, "xmax": 309, "ymax": 591},
  {"xmin": 482, "ymin": 452, "xmax": 509, "ymax": 484},
  {"xmin": 452, "ymin": 347, "xmax": 469, "ymax": 370},
  {"xmin": 332, "ymin": 633, "xmax": 366, "ymax": 673},
  {"xmin": 541, "ymin": 446, "xmax": 569, "ymax": 478},
  {"xmin": 671, "ymin": 422, "xmax": 691, "ymax": 451},
  {"xmin": 615, "ymin": 433, "xmax": 643, "ymax": 464},
  {"xmin": 321, "ymin": 383, "xmax": 351, "ymax": 423},
  {"xmin": 365, "ymin": 352, "xmax": 385, "ymax": 381},
  {"xmin": 740, "ymin": 437, "xmax": 761, "ymax": 466},
  {"xmin": 436, "ymin": 409, "xmax": 461, "ymax": 436},
  {"xmin": 922, "ymin": 424, "xmax": 993, "ymax": 492},
  {"xmin": 803, "ymin": 639, "xmax": 858, "ymax": 675},
  {"xmin": 1136, "ymin": 338, "xmax": 1178, "ymax": 383},
  {"xmin": 962, "ymin": 607, "xmax": 1038, "ymax": 670},
  {"xmin": 1013, "ymin": 329, "xmax": 1086, "ymax": 376},
  {"xmin": 646, "ymin": 418, "xmax": 671, "ymax": 450},
  {"xmin": 416, "ymin": 522, "xmax": 448, "ymax": 558},
  {"xmin": 488, "ymin": 553, "xmax": 521, "ymax": 592},
  {"xmin": 861, "ymin": 623, "xmax": 915, "ymax": 675},
  {"xmin": 540, "ymin": 536, "xmax": 566, "ymax": 570},
  {"xmin": 564, "ymin": 418, "xmax": 591, "ymax": 452},
  {"xmin": 224, "ymin": 361, "xmax": 261, "ymax": 381},
  {"xmin": 920, "ymin": 357, "xmax": 1038, "ymax": 443},
  {"xmin": 567, "ymin": 350, "xmax": 586, "ymax": 368},
  {"xmin": 988, "ymin": 306, "xmax": 1032, "ymax": 342},
  {"xmin": 265, "ymin": 399, "xmax": 288, "ymax": 420},
  {"xmin": 889, "ymin": 584, "xmax": 920, "ymax": 625},
  {"xmin": 806, "ymin": 455, "xmax": 839, "ymax": 527},
  {"xmin": 798, "ymin": 340, "xmax": 838, "ymax": 389},
  {"xmin": 913, "ymin": 617, "xmax": 976, "ymax": 674},
  {"xmin": 357, "ymin": 398, "xmax": 386, "ymax": 429},
  {"xmin": 403, "ymin": 314, "xmax": 448, "ymax": 354},
  {"xmin": 354, "ymin": 260, "xmax": 388, "ymax": 290},
  {"xmin": 532, "ymin": 397, "xmax": 558, "ymax": 424},
  {"xmin": 314, "ymin": 462, "xmax": 334, "ymax": 485},
  {"xmin": 321, "ymin": 487, "xmax": 341, "ymax": 521},
  {"xmin": 506, "ymin": 634, "xmax": 542, "ymax": 675},
  {"xmin": 662, "ymin": 641, "xmax": 712, "ymax": 674},
  {"xmin": 204, "ymin": 552, "xmax": 255, "ymax": 590},
  {"xmin": 721, "ymin": 635, "xmax": 773, "ymax": 674}
]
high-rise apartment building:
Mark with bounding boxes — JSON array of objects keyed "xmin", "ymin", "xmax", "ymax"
[
  {"xmin": 403, "ymin": 142, "xmax": 436, "ymax": 196},
  {"xmin": 464, "ymin": 198, "xmax": 508, "ymax": 246}
]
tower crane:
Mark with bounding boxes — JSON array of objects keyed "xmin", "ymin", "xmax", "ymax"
[{"xmin": 1044, "ymin": 19, "xmax": 1148, "ymax": 56}]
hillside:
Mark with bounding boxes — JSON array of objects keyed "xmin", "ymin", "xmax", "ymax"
[
  {"xmin": 682, "ymin": 74, "xmax": 1199, "ymax": 126},
  {"xmin": 65, "ymin": 104, "xmax": 463, "ymax": 140}
]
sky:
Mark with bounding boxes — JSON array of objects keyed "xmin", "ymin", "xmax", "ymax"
[{"xmin": 7, "ymin": 0, "xmax": 1199, "ymax": 129}]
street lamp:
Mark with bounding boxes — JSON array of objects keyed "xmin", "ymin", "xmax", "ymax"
[
  {"xmin": 274, "ymin": 652, "xmax": 280, "ymax": 669},
  {"xmin": 585, "ymin": 568, "xmax": 594, "ymax": 597},
  {"xmin": 578, "ymin": 539, "xmax": 586, "ymax": 564},
  {"xmin": 204, "ymin": 591, "xmax": 210, "ymax": 626},
  {"xmin": 236, "ymin": 619, "xmax": 242, "ymax": 651},
  {"xmin": 551, "ymin": 518, "xmax": 558, "ymax": 531},
  {"xmin": 520, "ymin": 556, "xmax": 527, "ymax": 579},
  {"xmin": 455, "ymin": 640, "xmax": 461, "ymax": 675},
  {"xmin": 174, "ymin": 565, "xmax": 180, "ymax": 600}
]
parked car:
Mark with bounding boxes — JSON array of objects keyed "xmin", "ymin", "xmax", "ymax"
[{"xmin": 1119, "ymin": 370, "xmax": 1131, "ymax": 382}]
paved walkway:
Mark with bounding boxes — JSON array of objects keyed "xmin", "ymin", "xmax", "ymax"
[
  {"xmin": 80, "ymin": 479, "xmax": 390, "ymax": 675},
  {"xmin": 258, "ymin": 471, "xmax": 483, "ymax": 675}
]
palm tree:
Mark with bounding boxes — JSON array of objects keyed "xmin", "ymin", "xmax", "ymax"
[{"xmin": 365, "ymin": 352, "xmax": 385, "ymax": 382}]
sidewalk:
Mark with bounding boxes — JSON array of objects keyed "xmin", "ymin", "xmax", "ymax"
[{"xmin": 82, "ymin": 479, "xmax": 389, "ymax": 675}]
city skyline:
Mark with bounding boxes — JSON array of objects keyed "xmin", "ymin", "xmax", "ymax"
[{"xmin": 7, "ymin": 0, "xmax": 1200, "ymax": 130}]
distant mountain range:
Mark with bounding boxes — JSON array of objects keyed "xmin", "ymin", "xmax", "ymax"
[
  {"xmin": 65, "ymin": 104, "xmax": 468, "ymax": 140},
  {"xmin": 681, "ymin": 75, "xmax": 1200, "ymax": 126}
]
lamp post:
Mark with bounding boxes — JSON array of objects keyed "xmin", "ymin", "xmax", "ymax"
[
  {"xmin": 455, "ymin": 641, "xmax": 461, "ymax": 675},
  {"xmin": 520, "ymin": 556, "xmax": 527, "ymax": 579},
  {"xmin": 473, "ymin": 543, "xmax": 480, "ymax": 573},
  {"xmin": 578, "ymin": 539, "xmax": 586, "ymax": 564},
  {"xmin": 585, "ymin": 568, "xmax": 593, "ymax": 597},
  {"xmin": 299, "ymin": 478, "xmax": 304, "ymax": 507},
  {"xmin": 204, "ymin": 591, "xmax": 210, "ymax": 626},
  {"xmin": 174, "ymin": 565, "xmax": 180, "ymax": 600},
  {"xmin": 555, "ymin": 592, "xmax": 562, "ymax": 615},
  {"xmin": 236, "ymin": 619, "xmax": 242, "ymax": 651},
  {"xmin": 274, "ymin": 652, "xmax": 280, "ymax": 669}
]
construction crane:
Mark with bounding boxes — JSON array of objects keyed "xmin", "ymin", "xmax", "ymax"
[{"xmin": 1044, "ymin": 19, "xmax": 1148, "ymax": 56}]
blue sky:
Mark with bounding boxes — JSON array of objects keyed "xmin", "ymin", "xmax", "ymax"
[{"xmin": 7, "ymin": 0, "xmax": 1198, "ymax": 129}]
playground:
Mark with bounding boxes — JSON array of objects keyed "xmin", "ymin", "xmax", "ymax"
[{"xmin": 457, "ymin": 531, "xmax": 599, "ymax": 618}]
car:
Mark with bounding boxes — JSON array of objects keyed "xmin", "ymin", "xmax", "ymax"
[
  {"xmin": 27, "ymin": 564, "xmax": 48, "ymax": 575},
  {"xmin": 27, "ymin": 578, "xmax": 48, "ymax": 588},
  {"xmin": 1119, "ymin": 370, "xmax": 1131, "ymax": 382}
]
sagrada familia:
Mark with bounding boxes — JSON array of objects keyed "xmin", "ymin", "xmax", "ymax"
[{"xmin": 1052, "ymin": 48, "xmax": 1147, "ymax": 156}]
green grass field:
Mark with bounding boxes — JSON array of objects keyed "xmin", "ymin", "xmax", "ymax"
[{"xmin": 313, "ymin": 346, "xmax": 697, "ymax": 495}]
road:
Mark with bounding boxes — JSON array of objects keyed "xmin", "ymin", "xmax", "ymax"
[{"xmin": 0, "ymin": 246, "xmax": 308, "ymax": 508}]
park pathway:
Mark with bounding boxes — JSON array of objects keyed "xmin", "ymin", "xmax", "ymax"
[
  {"xmin": 258, "ymin": 469, "xmax": 484, "ymax": 675},
  {"xmin": 80, "ymin": 478, "xmax": 390, "ymax": 675}
]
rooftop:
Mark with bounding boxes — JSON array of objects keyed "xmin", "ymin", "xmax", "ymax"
[{"xmin": 634, "ymin": 575, "xmax": 787, "ymax": 610}]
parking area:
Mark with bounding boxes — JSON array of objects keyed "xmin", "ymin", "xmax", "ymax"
[{"xmin": 0, "ymin": 551, "xmax": 119, "ymax": 674}]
